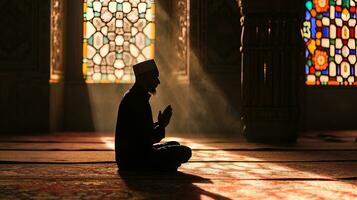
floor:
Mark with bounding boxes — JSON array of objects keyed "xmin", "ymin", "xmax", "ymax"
[{"xmin": 0, "ymin": 132, "xmax": 357, "ymax": 199}]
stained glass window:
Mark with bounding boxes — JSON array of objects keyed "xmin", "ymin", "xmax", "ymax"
[
  {"xmin": 303, "ymin": 0, "xmax": 357, "ymax": 86},
  {"xmin": 83, "ymin": 0, "xmax": 155, "ymax": 83}
]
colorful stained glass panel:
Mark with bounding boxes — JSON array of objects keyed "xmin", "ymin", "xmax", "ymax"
[
  {"xmin": 83, "ymin": 0, "xmax": 155, "ymax": 83},
  {"xmin": 304, "ymin": 0, "xmax": 357, "ymax": 86}
]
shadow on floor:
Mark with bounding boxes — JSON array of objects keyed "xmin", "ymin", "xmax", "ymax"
[{"xmin": 117, "ymin": 170, "xmax": 231, "ymax": 200}]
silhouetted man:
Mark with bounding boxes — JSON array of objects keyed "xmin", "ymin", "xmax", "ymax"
[{"xmin": 115, "ymin": 59, "xmax": 192, "ymax": 171}]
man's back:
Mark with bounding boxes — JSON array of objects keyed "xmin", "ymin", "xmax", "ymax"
[{"xmin": 115, "ymin": 85, "xmax": 154, "ymax": 163}]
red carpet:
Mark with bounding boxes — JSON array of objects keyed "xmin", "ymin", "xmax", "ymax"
[{"xmin": 0, "ymin": 132, "xmax": 357, "ymax": 199}]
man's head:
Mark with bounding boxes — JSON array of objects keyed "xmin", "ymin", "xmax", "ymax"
[{"xmin": 133, "ymin": 59, "xmax": 160, "ymax": 94}]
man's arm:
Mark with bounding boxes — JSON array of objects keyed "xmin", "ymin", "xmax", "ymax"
[{"xmin": 151, "ymin": 122, "xmax": 165, "ymax": 143}]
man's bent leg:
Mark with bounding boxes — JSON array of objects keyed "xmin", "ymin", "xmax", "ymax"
[
  {"xmin": 152, "ymin": 145, "xmax": 192, "ymax": 171},
  {"xmin": 153, "ymin": 141, "xmax": 180, "ymax": 149}
]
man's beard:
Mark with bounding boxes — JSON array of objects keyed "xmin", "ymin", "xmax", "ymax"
[{"xmin": 148, "ymin": 88, "xmax": 156, "ymax": 95}]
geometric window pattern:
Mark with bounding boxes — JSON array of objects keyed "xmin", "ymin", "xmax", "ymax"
[
  {"xmin": 303, "ymin": 0, "xmax": 357, "ymax": 85},
  {"xmin": 83, "ymin": 0, "xmax": 155, "ymax": 83}
]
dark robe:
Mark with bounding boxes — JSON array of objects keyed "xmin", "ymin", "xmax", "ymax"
[{"xmin": 115, "ymin": 84, "xmax": 165, "ymax": 167}]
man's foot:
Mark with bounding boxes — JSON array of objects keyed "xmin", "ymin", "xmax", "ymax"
[{"xmin": 153, "ymin": 141, "xmax": 180, "ymax": 149}]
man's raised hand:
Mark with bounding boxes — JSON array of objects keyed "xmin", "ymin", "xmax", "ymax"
[{"xmin": 158, "ymin": 105, "xmax": 172, "ymax": 128}]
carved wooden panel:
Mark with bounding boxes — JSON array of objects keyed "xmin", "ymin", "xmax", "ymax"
[
  {"xmin": 155, "ymin": 0, "xmax": 190, "ymax": 80},
  {"xmin": 0, "ymin": 0, "xmax": 37, "ymax": 69},
  {"xmin": 0, "ymin": 0, "xmax": 50, "ymax": 133},
  {"xmin": 50, "ymin": 0, "xmax": 64, "ymax": 81},
  {"xmin": 0, "ymin": 77, "xmax": 17, "ymax": 132},
  {"xmin": 205, "ymin": 0, "xmax": 241, "ymax": 72},
  {"xmin": 172, "ymin": 0, "xmax": 190, "ymax": 77},
  {"xmin": 191, "ymin": 0, "xmax": 241, "ymax": 73}
]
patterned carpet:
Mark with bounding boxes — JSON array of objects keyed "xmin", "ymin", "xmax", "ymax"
[{"xmin": 0, "ymin": 132, "xmax": 357, "ymax": 199}]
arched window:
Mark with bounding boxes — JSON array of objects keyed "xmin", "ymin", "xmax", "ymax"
[
  {"xmin": 303, "ymin": 0, "xmax": 357, "ymax": 86},
  {"xmin": 82, "ymin": 0, "xmax": 155, "ymax": 83}
]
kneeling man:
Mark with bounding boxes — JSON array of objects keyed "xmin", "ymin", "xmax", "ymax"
[{"xmin": 115, "ymin": 59, "xmax": 191, "ymax": 171}]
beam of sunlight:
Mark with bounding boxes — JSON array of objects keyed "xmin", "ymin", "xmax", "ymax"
[{"xmin": 100, "ymin": 136, "xmax": 115, "ymax": 150}]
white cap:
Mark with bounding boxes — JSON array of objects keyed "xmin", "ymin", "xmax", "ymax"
[{"xmin": 133, "ymin": 59, "xmax": 158, "ymax": 75}]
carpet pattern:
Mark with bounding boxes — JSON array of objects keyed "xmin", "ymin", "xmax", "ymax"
[{"xmin": 0, "ymin": 132, "xmax": 357, "ymax": 199}]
